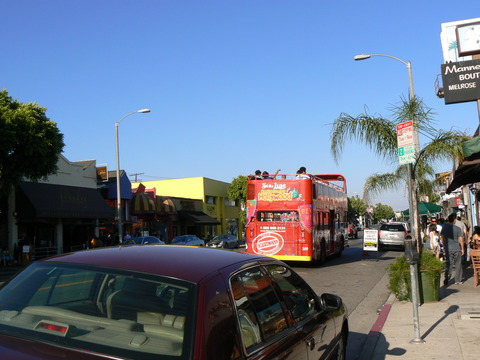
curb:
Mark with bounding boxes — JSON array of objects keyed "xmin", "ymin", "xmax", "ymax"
[{"xmin": 357, "ymin": 292, "xmax": 396, "ymax": 359}]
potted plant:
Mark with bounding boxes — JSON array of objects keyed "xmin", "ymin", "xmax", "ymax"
[{"xmin": 387, "ymin": 250, "xmax": 444, "ymax": 303}]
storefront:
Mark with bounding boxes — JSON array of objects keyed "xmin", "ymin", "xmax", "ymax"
[
  {"xmin": 13, "ymin": 182, "xmax": 114, "ymax": 260},
  {"xmin": 130, "ymin": 193, "xmax": 176, "ymax": 242}
]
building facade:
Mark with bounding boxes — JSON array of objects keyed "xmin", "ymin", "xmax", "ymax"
[
  {"xmin": 131, "ymin": 177, "xmax": 241, "ymax": 241},
  {"xmin": 2, "ymin": 156, "xmax": 113, "ymax": 264}
]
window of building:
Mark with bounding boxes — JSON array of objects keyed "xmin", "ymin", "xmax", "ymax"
[
  {"xmin": 224, "ymin": 199, "xmax": 236, "ymax": 207},
  {"xmin": 206, "ymin": 196, "xmax": 216, "ymax": 205}
]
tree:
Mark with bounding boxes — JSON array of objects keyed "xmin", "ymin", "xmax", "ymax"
[
  {"xmin": 227, "ymin": 175, "xmax": 248, "ymax": 228},
  {"xmin": 330, "ymin": 96, "xmax": 468, "ymax": 204},
  {"xmin": 348, "ymin": 195, "xmax": 367, "ymax": 220},
  {"xmin": 372, "ymin": 203, "xmax": 395, "ymax": 223},
  {"xmin": 0, "ymin": 89, "xmax": 64, "ymax": 196}
]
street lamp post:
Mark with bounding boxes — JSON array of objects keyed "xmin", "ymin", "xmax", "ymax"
[
  {"xmin": 354, "ymin": 53, "xmax": 424, "ymax": 344},
  {"xmin": 354, "ymin": 54, "xmax": 420, "ymax": 250},
  {"xmin": 115, "ymin": 109, "xmax": 151, "ymax": 243}
]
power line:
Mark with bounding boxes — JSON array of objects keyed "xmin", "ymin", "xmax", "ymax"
[{"xmin": 129, "ymin": 172, "xmax": 144, "ymax": 182}]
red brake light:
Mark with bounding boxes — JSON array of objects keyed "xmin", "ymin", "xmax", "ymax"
[{"xmin": 37, "ymin": 321, "xmax": 68, "ymax": 334}]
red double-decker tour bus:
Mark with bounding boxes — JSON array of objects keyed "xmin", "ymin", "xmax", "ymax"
[{"xmin": 245, "ymin": 173, "xmax": 348, "ymax": 263}]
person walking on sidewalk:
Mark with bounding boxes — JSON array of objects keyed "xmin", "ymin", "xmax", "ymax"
[{"xmin": 441, "ymin": 213, "xmax": 465, "ymax": 285}]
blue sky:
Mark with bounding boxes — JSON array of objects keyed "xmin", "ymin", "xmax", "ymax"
[{"xmin": 2, "ymin": 1, "xmax": 479, "ymax": 210}]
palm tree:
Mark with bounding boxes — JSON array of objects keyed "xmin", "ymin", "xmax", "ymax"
[{"xmin": 330, "ymin": 96, "xmax": 468, "ymax": 215}]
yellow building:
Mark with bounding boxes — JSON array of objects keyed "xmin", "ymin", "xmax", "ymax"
[{"xmin": 131, "ymin": 177, "xmax": 240, "ymax": 240}]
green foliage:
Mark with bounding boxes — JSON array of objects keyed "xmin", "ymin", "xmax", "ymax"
[
  {"xmin": 387, "ymin": 250, "xmax": 444, "ymax": 301},
  {"xmin": 387, "ymin": 256, "xmax": 410, "ymax": 301},
  {"xmin": 0, "ymin": 89, "xmax": 64, "ymax": 195},
  {"xmin": 348, "ymin": 196, "xmax": 367, "ymax": 219},
  {"xmin": 330, "ymin": 96, "xmax": 469, "ymax": 203},
  {"xmin": 372, "ymin": 203, "xmax": 394, "ymax": 222},
  {"xmin": 227, "ymin": 175, "xmax": 248, "ymax": 228}
]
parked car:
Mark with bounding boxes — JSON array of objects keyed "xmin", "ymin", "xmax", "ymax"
[
  {"xmin": 0, "ymin": 246, "xmax": 348, "ymax": 359},
  {"xmin": 378, "ymin": 222, "xmax": 408, "ymax": 249},
  {"xmin": 121, "ymin": 236, "xmax": 165, "ymax": 245},
  {"xmin": 398, "ymin": 221, "xmax": 411, "ymax": 233},
  {"xmin": 171, "ymin": 234, "xmax": 205, "ymax": 246},
  {"xmin": 206, "ymin": 234, "xmax": 240, "ymax": 249}
]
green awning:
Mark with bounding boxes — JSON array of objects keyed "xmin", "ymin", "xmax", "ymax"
[{"xmin": 402, "ymin": 202, "xmax": 443, "ymax": 216}]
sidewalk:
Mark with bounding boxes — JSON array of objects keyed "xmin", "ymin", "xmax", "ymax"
[{"xmin": 359, "ymin": 264, "xmax": 480, "ymax": 360}]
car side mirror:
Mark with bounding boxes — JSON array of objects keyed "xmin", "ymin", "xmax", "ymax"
[{"xmin": 320, "ymin": 293, "xmax": 342, "ymax": 311}]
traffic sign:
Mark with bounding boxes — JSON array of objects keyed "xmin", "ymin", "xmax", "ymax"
[{"xmin": 396, "ymin": 121, "xmax": 418, "ymax": 165}]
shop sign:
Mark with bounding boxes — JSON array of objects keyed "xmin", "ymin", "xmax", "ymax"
[
  {"xmin": 257, "ymin": 182, "xmax": 301, "ymax": 202},
  {"xmin": 441, "ymin": 59, "xmax": 480, "ymax": 104},
  {"xmin": 363, "ymin": 229, "xmax": 378, "ymax": 252},
  {"xmin": 96, "ymin": 166, "xmax": 108, "ymax": 181}
]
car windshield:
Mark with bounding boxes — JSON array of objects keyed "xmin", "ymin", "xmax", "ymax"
[
  {"xmin": 380, "ymin": 224, "xmax": 405, "ymax": 232},
  {"xmin": 0, "ymin": 262, "xmax": 197, "ymax": 359}
]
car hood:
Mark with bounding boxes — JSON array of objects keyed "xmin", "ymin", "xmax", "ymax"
[{"xmin": 0, "ymin": 333, "xmax": 117, "ymax": 360}]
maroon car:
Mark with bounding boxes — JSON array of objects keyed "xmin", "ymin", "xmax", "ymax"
[{"xmin": 0, "ymin": 246, "xmax": 348, "ymax": 359}]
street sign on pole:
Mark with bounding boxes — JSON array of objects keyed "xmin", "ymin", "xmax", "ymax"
[{"xmin": 397, "ymin": 121, "xmax": 418, "ymax": 165}]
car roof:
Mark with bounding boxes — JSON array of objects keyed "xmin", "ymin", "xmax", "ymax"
[{"xmin": 41, "ymin": 246, "xmax": 273, "ymax": 283}]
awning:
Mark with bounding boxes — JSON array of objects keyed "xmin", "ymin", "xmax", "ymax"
[
  {"xmin": 155, "ymin": 196, "xmax": 176, "ymax": 214},
  {"xmin": 178, "ymin": 210, "xmax": 220, "ymax": 225},
  {"xmin": 402, "ymin": 201, "xmax": 443, "ymax": 216},
  {"xmin": 17, "ymin": 182, "xmax": 114, "ymax": 219},
  {"xmin": 132, "ymin": 193, "xmax": 156, "ymax": 214},
  {"xmin": 446, "ymin": 162, "xmax": 480, "ymax": 193},
  {"xmin": 446, "ymin": 137, "xmax": 480, "ymax": 194}
]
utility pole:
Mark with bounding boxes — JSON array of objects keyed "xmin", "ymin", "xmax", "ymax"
[{"xmin": 130, "ymin": 173, "xmax": 144, "ymax": 182}]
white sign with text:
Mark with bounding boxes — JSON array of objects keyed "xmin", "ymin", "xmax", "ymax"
[{"xmin": 363, "ymin": 229, "xmax": 379, "ymax": 252}]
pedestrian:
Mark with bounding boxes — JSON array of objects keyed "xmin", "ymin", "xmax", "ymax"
[
  {"xmin": 89, "ymin": 236, "xmax": 103, "ymax": 249},
  {"xmin": 262, "ymin": 169, "xmax": 280, "ymax": 179},
  {"xmin": 470, "ymin": 226, "xmax": 480, "ymax": 250},
  {"xmin": 454, "ymin": 216, "xmax": 469, "ymax": 264},
  {"xmin": 295, "ymin": 166, "xmax": 309, "ymax": 179},
  {"xmin": 250, "ymin": 170, "xmax": 262, "ymax": 180},
  {"xmin": 440, "ymin": 213, "xmax": 465, "ymax": 285},
  {"xmin": 428, "ymin": 224, "xmax": 441, "ymax": 259},
  {"xmin": 454, "ymin": 216, "xmax": 469, "ymax": 240}
]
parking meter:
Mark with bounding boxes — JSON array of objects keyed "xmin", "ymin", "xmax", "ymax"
[{"xmin": 404, "ymin": 237, "xmax": 419, "ymax": 265}]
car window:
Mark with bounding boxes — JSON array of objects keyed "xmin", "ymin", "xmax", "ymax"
[
  {"xmin": 231, "ymin": 267, "xmax": 288, "ymax": 351},
  {"xmin": 0, "ymin": 262, "xmax": 196, "ymax": 360},
  {"xmin": 172, "ymin": 236, "xmax": 184, "ymax": 244},
  {"xmin": 266, "ymin": 265, "xmax": 317, "ymax": 323},
  {"xmin": 380, "ymin": 224, "xmax": 405, "ymax": 232}
]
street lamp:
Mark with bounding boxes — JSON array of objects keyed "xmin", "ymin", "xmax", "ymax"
[
  {"xmin": 354, "ymin": 53, "xmax": 420, "ymax": 249},
  {"xmin": 115, "ymin": 109, "xmax": 151, "ymax": 243},
  {"xmin": 354, "ymin": 53, "xmax": 423, "ymax": 344}
]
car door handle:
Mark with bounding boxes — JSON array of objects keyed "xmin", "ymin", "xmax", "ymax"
[{"xmin": 306, "ymin": 337, "xmax": 315, "ymax": 351}]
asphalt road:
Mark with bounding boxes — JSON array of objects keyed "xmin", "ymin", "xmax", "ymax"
[{"xmin": 288, "ymin": 233, "xmax": 403, "ymax": 360}]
